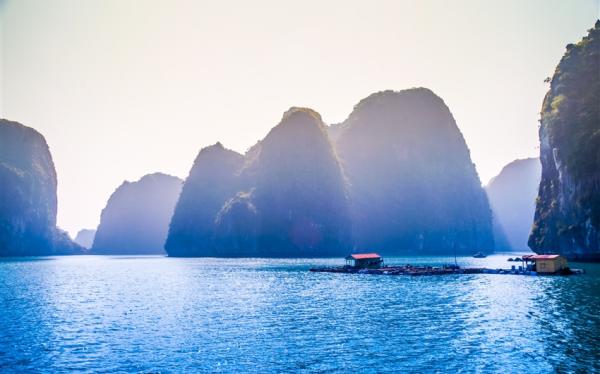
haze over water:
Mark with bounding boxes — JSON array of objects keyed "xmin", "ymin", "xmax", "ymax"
[
  {"xmin": 1, "ymin": 0, "xmax": 597, "ymax": 236},
  {"xmin": 1, "ymin": 255, "xmax": 598, "ymax": 372}
]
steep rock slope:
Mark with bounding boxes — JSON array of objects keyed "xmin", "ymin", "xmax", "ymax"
[
  {"xmin": 165, "ymin": 143, "xmax": 244, "ymax": 256},
  {"xmin": 529, "ymin": 21, "xmax": 600, "ymax": 261},
  {"xmin": 486, "ymin": 158, "xmax": 541, "ymax": 251},
  {"xmin": 335, "ymin": 88, "xmax": 494, "ymax": 255},
  {"xmin": 166, "ymin": 108, "xmax": 351, "ymax": 257},
  {"xmin": 0, "ymin": 119, "xmax": 81, "ymax": 256},
  {"xmin": 220, "ymin": 108, "xmax": 351, "ymax": 257},
  {"xmin": 92, "ymin": 173, "xmax": 182, "ymax": 254}
]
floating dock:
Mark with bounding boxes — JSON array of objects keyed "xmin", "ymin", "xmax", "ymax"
[
  {"xmin": 310, "ymin": 265, "xmax": 480, "ymax": 276},
  {"xmin": 309, "ymin": 264, "xmax": 584, "ymax": 276},
  {"xmin": 311, "ymin": 253, "xmax": 585, "ymax": 276}
]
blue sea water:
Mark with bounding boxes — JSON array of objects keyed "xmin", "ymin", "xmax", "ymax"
[{"xmin": 0, "ymin": 255, "xmax": 599, "ymax": 373}]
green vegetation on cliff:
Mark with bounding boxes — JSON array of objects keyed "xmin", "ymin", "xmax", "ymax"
[
  {"xmin": 529, "ymin": 21, "xmax": 600, "ymax": 260},
  {"xmin": 542, "ymin": 22, "xmax": 600, "ymax": 183}
]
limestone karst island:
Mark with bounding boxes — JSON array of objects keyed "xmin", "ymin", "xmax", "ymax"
[{"xmin": 0, "ymin": 1, "xmax": 598, "ymax": 372}]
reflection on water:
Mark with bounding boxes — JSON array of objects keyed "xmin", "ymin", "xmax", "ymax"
[{"xmin": 0, "ymin": 255, "xmax": 598, "ymax": 372}]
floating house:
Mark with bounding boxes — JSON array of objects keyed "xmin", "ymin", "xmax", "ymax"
[
  {"xmin": 345, "ymin": 253, "xmax": 383, "ymax": 269},
  {"xmin": 310, "ymin": 253, "xmax": 583, "ymax": 276},
  {"xmin": 522, "ymin": 254, "xmax": 568, "ymax": 274}
]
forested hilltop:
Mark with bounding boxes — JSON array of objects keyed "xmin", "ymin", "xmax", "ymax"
[{"xmin": 529, "ymin": 20, "xmax": 600, "ymax": 261}]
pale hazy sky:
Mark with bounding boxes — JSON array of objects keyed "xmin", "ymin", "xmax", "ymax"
[{"xmin": 1, "ymin": 0, "xmax": 598, "ymax": 236}]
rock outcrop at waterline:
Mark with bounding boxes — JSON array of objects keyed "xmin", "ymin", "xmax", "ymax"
[
  {"xmin": 166, "ymin": 108, "xmax": 352, "ymax": 257},
  {"xmin": 334, "ymin": 88, "xmax": 494, "ymax": 255},
  {"xmin": 529, "ymin": 21, "xmax": 600, "ymax": 261},
  {"xmin": 486, "ymin": 158, "xmax": 541, "ymax": 251},
  {"xmin": 0, "ymin": 119, "xmax": 82, "ymax": 256},
  {"xmin": 92, "ymin": 173, "xmax": 182, "ymax": 254}
]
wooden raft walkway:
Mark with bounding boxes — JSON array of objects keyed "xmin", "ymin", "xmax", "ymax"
[{"xmin": 309, "ymin": 265, "xmax": 583, "ymax": 276}]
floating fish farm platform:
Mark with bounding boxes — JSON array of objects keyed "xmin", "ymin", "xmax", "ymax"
[{"xmin": 309, "ymin": 265, "xmax": 584, "ymax": 276}]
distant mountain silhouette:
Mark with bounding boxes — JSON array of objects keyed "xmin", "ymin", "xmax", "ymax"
[
  {"xmin": 167, "ymin": 90, "xmax": 495, "ymax": 257},
  {"xmin": 74, "ymin": 229, "xmax": 96, "ymax": 249},
  {"xmin": 486, "ymin": 158, "xmax": 541, "ymax": 251},
  {"xmin": 530, "ymin": 21, "xmax": 600, "ymax": 261},
  {"xmin": 165, "ymin": 143, "xmax": 245, "ymax": 256},
  {"xmin": 92, "ymin": 173, "xmax": 182, "ymax": 254},
  {"xmin": 166, "ymin": 108, "xmax": 351, "ymax": 257},
  {"xmin": 0, "ymin": 119, "xmax": 82, "ymax": 256},
  {"xmin": 334, "ymin": 88, "xmax": 494, "ymax": 255},
  {"xmin": 218, "ymin": 108, "xmax": 351, "ymax": 256}
]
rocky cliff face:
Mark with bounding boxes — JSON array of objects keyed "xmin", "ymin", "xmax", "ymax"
[
  {"xmin": 165, "ymin": 143, "xmax": 244, "ymax": 256},
  {"xmin": 167, "ymin": 91, "xmax": 495, "ymax": 257},
  {"xmin": 166, "ymin": 108, "xmax": 351, "ymax": 257},
  {"xmin": 92, "ymin": 173, "xmax": 182, "ymax": 254},
  {"xmin": 334, "ymin": 88, "xmax": 494, "ymax": 255},
  {"xmin": 223, "ymin": 108, "xmax": 351, "ymax": 257},
  {"xmin": 486, "ymin": 158, "xmax": 541, "ymax": 251},
  {"xmin": 0, "ymin": 119, "xmax": 81, "ymax": 256},
  {"xmin": 74, "ymin": 229, "xmax": 96, "ymax": 249},
  {"xmin": 529, "ymin": 21, "xmax": 600, "ymax": 261}
]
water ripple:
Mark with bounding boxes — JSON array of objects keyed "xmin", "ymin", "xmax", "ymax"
[{"xmin": 0, "ymin": 255, "xmax": 598, "ymax": 373}]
